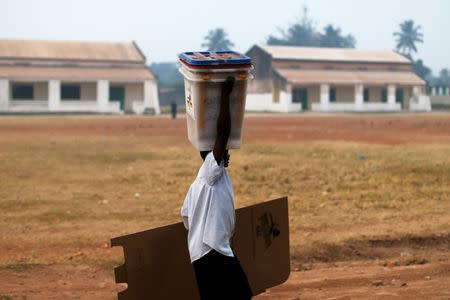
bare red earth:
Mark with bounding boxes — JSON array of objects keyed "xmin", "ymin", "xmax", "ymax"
[{"xmin": 0, "ymin": 113, "xmax": 449, "ymax": 145}]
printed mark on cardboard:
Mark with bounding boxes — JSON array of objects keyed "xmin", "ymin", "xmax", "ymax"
[{"xmin": 256, "ymin": 212, "xmax": 281, "ymax": 249}]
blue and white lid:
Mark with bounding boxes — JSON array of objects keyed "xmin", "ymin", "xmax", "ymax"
[{"xmin": 179, "ymin": 51, "xmax": 252, "ymax": 67}]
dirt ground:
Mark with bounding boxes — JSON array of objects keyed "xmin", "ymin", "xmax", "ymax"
[
  {"xmin": 1, "ymin": 113, "xmax": 450, "ymax": 145},
  {"xmin": 2, "ymin": 256, "xmax": 449, "ymax": 300},
  {"xmin": 1, "ymin": 113, "xmax": 449, "ymax": 300}
]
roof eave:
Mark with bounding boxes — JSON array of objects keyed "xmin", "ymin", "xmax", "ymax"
[
  {"xmin": 272, "ymin": 57, "xmax": 412, "ymax": 65},
  {"xmin": 132, "ymin": 41, "xmax": 147, "ymax": 63}
]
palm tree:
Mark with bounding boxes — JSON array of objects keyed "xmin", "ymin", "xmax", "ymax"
[
  {"xmin": 393, "ymin": 20, "xmax": 424, "ymax": 57},
  {"xmin": 201, "ymin": 28, "xmax": 234, "ymax": 51}
]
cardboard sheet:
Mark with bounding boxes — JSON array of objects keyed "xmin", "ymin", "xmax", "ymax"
[{"xmin": 111, "ymin": 197, "xmax": 290, "ymax": 299}]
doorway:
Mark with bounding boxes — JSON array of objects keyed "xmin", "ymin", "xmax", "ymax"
[
  {"xmin": 292, "ymin": 88, "xmax": 308, "ymax": 111},
  {"xmin": 109, "ymin": 86, "xmax": 125, "ymax": 110},
  {"xmin": 396, "ymin": 88, "xmax": 404, "ymax": 108}
]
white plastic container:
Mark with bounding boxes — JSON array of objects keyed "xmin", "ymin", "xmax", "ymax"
[{"xmin": 179, "ymin": 51, "xmax": 253, "ymax": 151}]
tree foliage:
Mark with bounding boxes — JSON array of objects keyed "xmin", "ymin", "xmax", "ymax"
[
  {"xmin": 267, "ymin": 6, "xmax": 319, "ymax": 46},
  {"xmin": 150, "ymin": 62, "xmax": 183, "ymax": 89},
  {"xmin": 393, "ymin": 20, "xmax": 424, "ymax": 57},
  {"xmin": 201, "ymin": 28, "xmax": 234, "ymax": 51},
  {"xmin": 320, "ymin": 25, "xmax": 356, "ymax": 48},
  {"xmin": 438, "ymin": 68, "xmax": 450, "ymax": 85},
  {"xmin": 267, "ymin": 6, "xmax": 356, "ymax": 48},
  {"xmin": 412, "ymin": 59, "xmax": 432, "ymax": 81}
]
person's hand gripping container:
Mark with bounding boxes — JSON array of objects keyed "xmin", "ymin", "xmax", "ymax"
[{"xmin": 179, "ymin": 51, "xmax": 253, "ymax": 151}]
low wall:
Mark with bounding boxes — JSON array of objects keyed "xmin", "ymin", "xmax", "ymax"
[
  {"xmin": 246, "ymin": 93, "xmax": 301, "ymax": 112},
  {"xmin": 409, "ymin": 96, "xmax": 432, "ymax": 112},
  {"xmin": 312, "ymin": 102, "xmax": 401, "ymax": 112},
  {"xmin": 8, "ymin": 100, "xmax": 49, "ymax": 112},
  {"xmin": 4, "ymin": 100, "xmax": 121, "ymax": 113},
  {"xmin": 430, "ymin": 95, "xmax": 450, "ymax": 110}
]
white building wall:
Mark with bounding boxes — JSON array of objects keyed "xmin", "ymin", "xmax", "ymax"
[
  {"xmin": 48, "ymin": 80, "xmax": 60, "ymax": 111},
  {"xmin": 312, "ymin": 102, "xmax": 401, "ymax": 112},
  {"xmin": 60, "ymin": 100, "xmax": 120, "ymax": 112},
  {"xmin": 354, "ymin": 84, "xmax": 364, "ymax": 110},
  {"xmin": 142, "ymin": 80, "xmax": 160, "ymax": 114},
  {"xmin": 410, "ymin": 86, "xmax": 432, "ymax": 112},
  {"xmin": 1, "ymin": 78, "xmax": 155, "ymax": 114},
  {"xmin": 312, "ymin": 84, "xmax": 403, "ymax": 112},
  {"xmin": 246, "ymin": 93, "xmax": 278, "ymax": 112},
  {"xmin": 410, "ymin": 96, "xmax": 432, "ymax": 112},
  {"xmin": 246, "ymin": 91, "xmax": 301, "ymax": 112},
  {"xmin": 0, "ymin": 79, "xmax": 9, "ymax": 110},
  {"xmin": 126, "ymin": 83, "xmax": 144, "ymax": 112},
  {"xmin": 8, "ymin": 101, "xmax": 49, "ymax": 112},
  {"xmin": 319, "ymin": 84, "xmax": 330, "ymax": 111},
  {"xmin": 388, "ymin": 84, "xmax": 396, "ymax": 109},
  {"xmin": 97, "ymin": 80, "xmax": 110, "ymax": 112}
]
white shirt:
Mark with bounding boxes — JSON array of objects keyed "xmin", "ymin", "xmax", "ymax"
[{"xmin": 181, "ymin": 152, "xmax": 235, "ymax": 262}]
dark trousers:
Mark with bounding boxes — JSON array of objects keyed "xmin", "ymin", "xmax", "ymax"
[{"xmin": 193, "ymin": 249, "xmax": 253, "ymax": 300}]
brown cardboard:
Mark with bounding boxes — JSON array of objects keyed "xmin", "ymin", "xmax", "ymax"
[{"xmin": 111, "ymin": 197, "xmax": 290, "ymax": 300}]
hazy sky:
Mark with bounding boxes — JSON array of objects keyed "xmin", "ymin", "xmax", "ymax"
[{"xmin": 1, "ymin": 0, "xmax": 449, "ymax": 73}]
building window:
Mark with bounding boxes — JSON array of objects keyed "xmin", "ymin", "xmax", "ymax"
[
  {"xmin": 396, "ymin": 88, "xmax": 404, "ymax": 103},
  {"xmin": 330, "ymin": 87, "xmax": 337, "ymax": 102},
  {"xmin": 12, "ymin": 84, "xmax": 34, "ymax": 100},
  {"xmin": 381, "ymin": 88, "xmax": 388, "ymax": 103},
  {"xmin": 61, "ymin": 84, "xmax": 81, "ymax": 100},
  {"xmin": 292, "ymin": 88, "xmax": 308, "ymax": 111},
  {"xmin": 363, "ymin": 88, "xmax": 369, "ymax": 102}
]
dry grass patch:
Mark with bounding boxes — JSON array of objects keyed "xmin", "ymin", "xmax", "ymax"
[{"xmin": 0, "ymin": 119, "xmax": 449, "ymax": 269}]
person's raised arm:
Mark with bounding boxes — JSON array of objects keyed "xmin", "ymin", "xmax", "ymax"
[{"xmin": 212, "ymin": 77, "xmax": 234, "ymax": 166}]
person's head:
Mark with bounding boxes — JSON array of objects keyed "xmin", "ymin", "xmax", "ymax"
[{"xmin": 199, "ymin": 150, "xmax": 230, "ymax": 168}]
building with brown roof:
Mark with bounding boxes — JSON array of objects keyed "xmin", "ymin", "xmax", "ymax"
[
  {"xmin": 245, "ymin": 45, "xmax": 431, "ymax": 112},
  {"xmin": 0, "ymin": 39, "xmax": 160, "ymax": 114}
]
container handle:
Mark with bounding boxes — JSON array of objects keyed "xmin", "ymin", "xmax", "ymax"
[{"xmin": 178, "ymin": 67, "xmax": 254, "ymax": 83}]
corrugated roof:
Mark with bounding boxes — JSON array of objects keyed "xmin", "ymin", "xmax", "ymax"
[
  {"xmin": 260, "ymin": 45, "xmax": 411, "ymax": 64},
  {"xmin": 275, "ymin": 69, "xmax": 425, "ymax": 85},
  {"xmin": 0, "ymin": 66, "xmax": 154, "ymax": 81},
  {"xmin": 0, "ymin": 39, "xmax": 145, "ymax": 62}
]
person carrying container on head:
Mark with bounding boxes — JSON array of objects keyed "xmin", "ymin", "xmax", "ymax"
[
  {"xmin": 181, "ymin": 76, "xmax": 253, "ymax": 300},
  {"xmin": 170, "ymin": 101, "xmax": 177, "ymax": 119}
]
